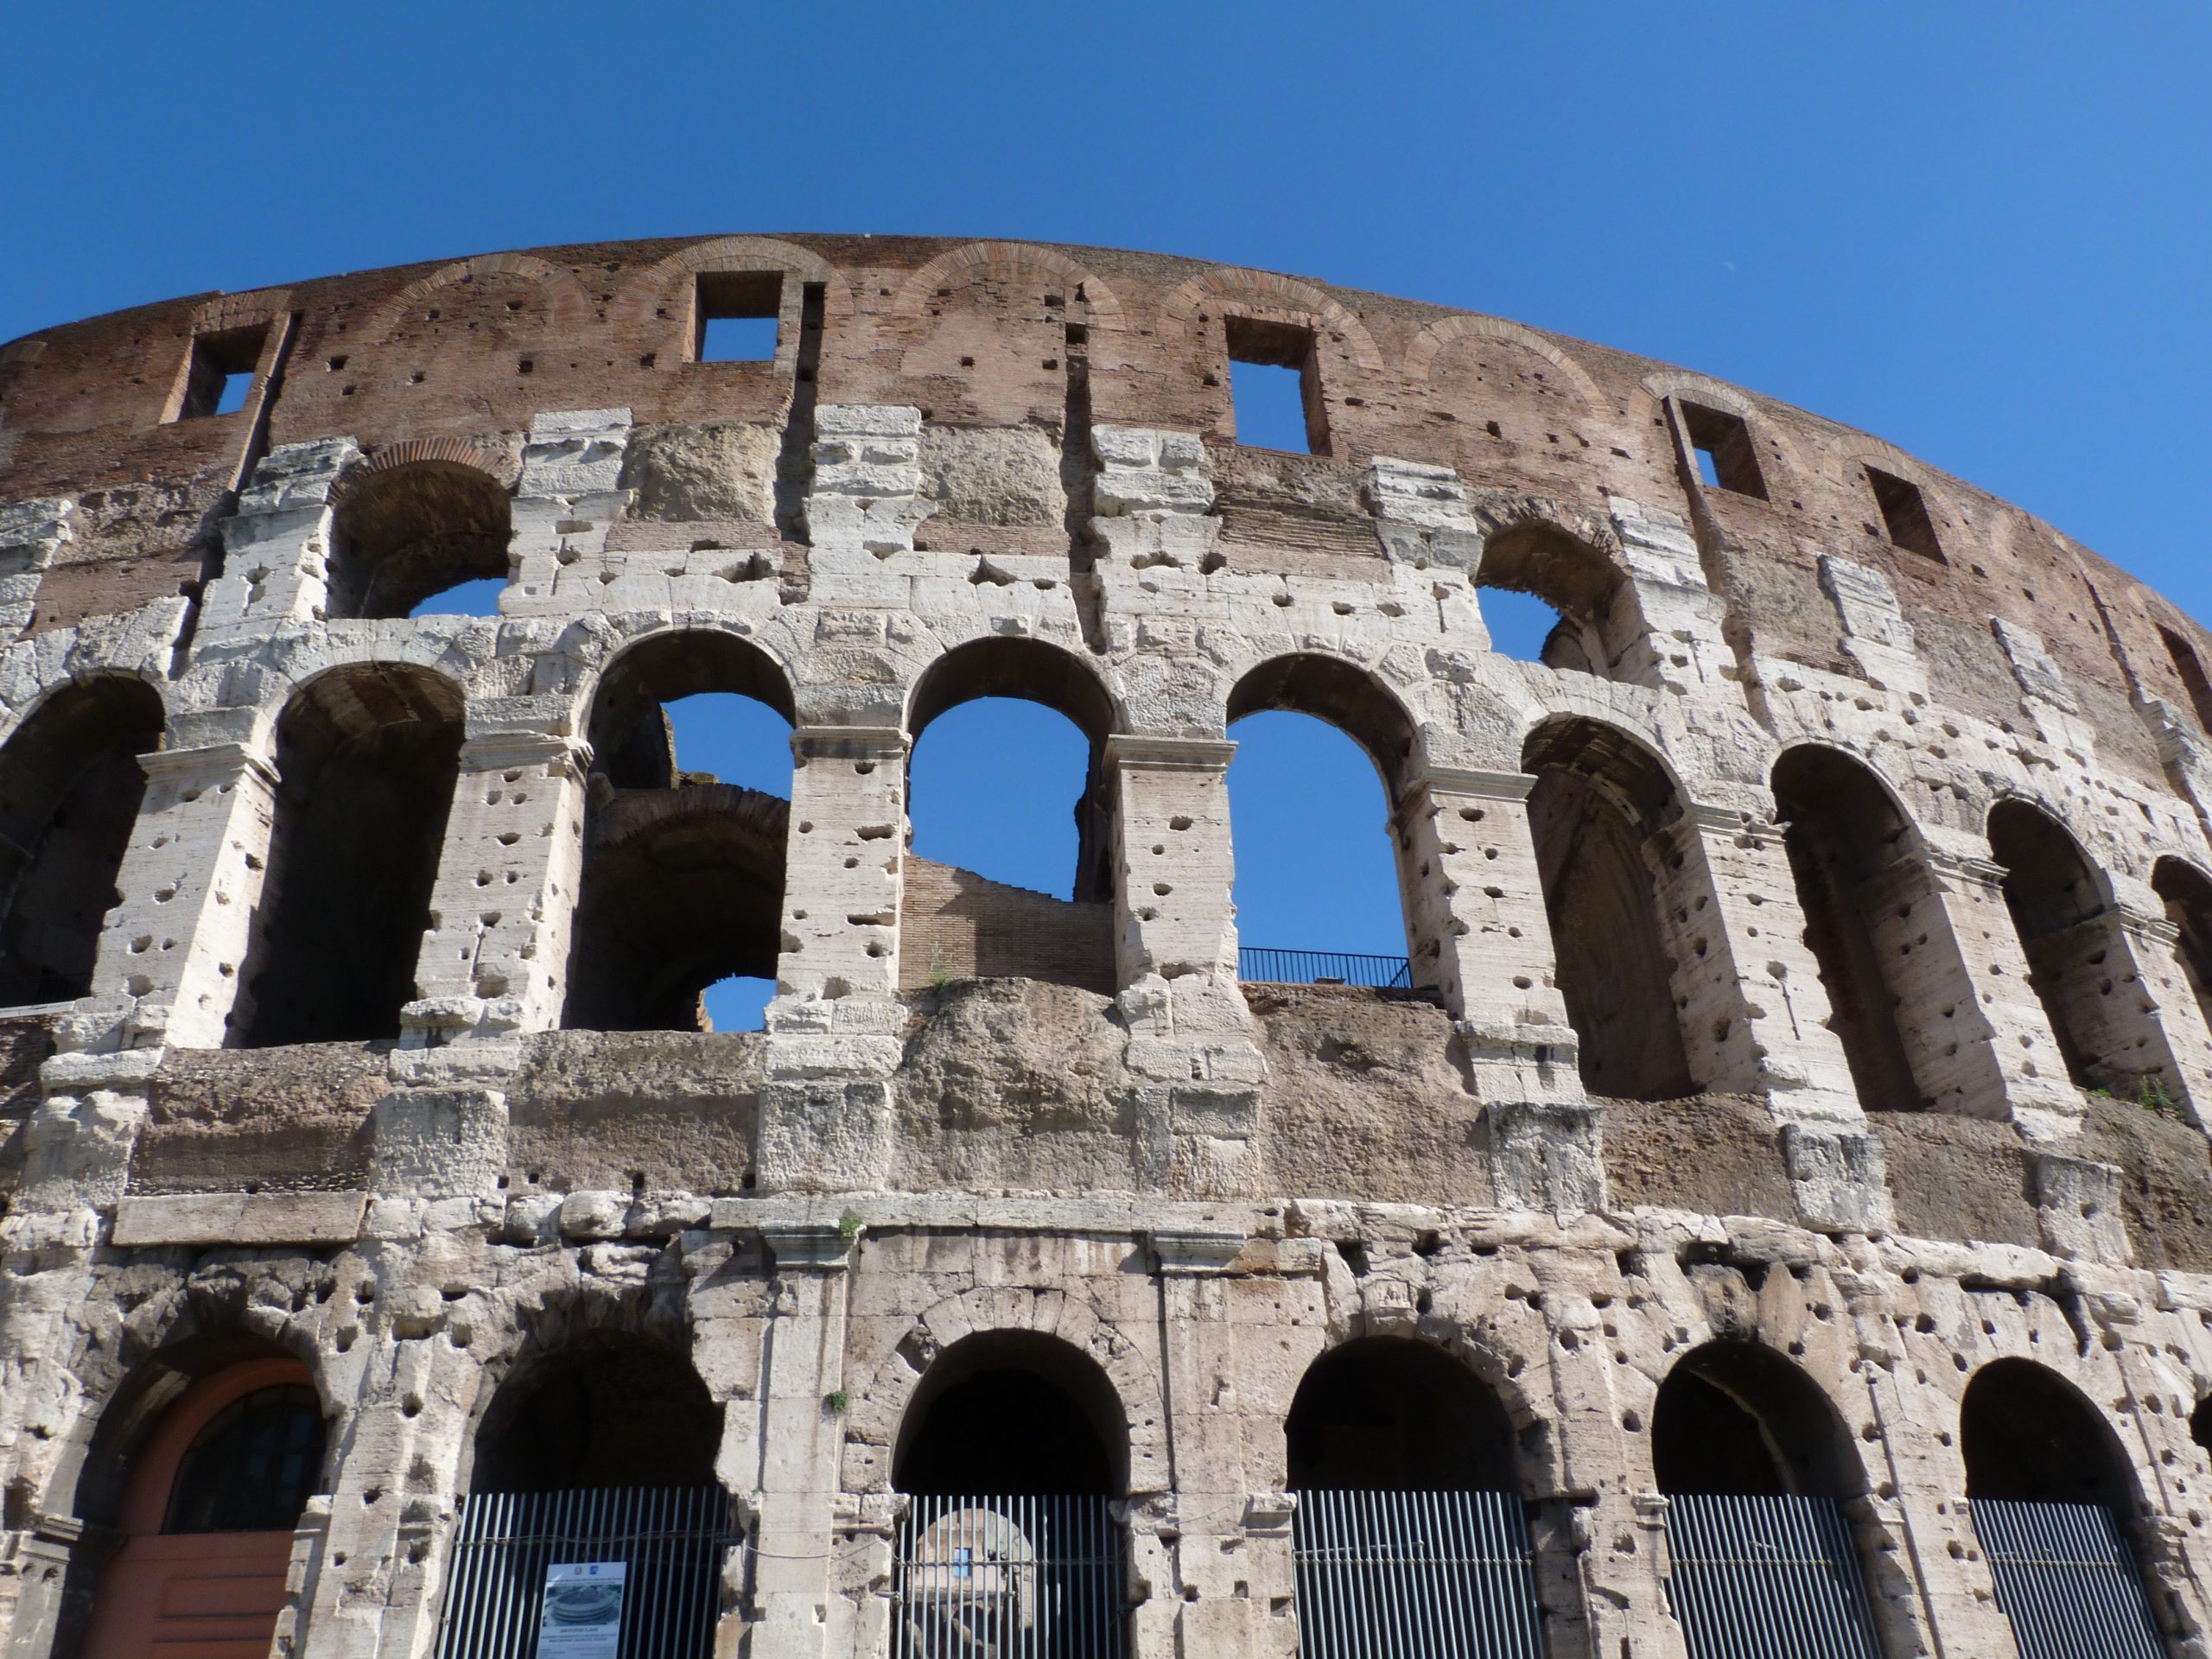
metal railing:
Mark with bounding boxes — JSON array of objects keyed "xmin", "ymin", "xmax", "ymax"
[
  {"xmin": 894, "ymin": 1494, "xmax": 1124, "ymax": 1659},
  {"xmin": 435, "ymin": 1484, "xmax": 741, "ymax": 1659},
  {"xmin": 1662, "ymin": 1494, "xmax": 1883, "ymax": 1659},
  {"xmin": 1290, "ymin": 1488, "xmax": 1545, "ymax": 1659},
  {"xmin": 1239, "ymin": 947, "xmax": 1412, "ymax": 988},
  {"xmin": 1971, "ymin": 1498, "xmax": 2165, "ymax": 1659}
]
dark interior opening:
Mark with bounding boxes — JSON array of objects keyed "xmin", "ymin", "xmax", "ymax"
[
  {"xmin": 1286, "ymin": 1336, "xmax": 1519, "ymax": 1493},
  {"xmin": 1866, "ymin": 466, "xmax": 1943, "ymax": 561},
  {"xmin": 895, "ymin": 1332, "xmax": 1124, "ymax": 1497},
  {"xmin": 1653, "ymin": 1341, "xmax": 1860, "ymax": 1498},
  {"xmin": 1773, "ymin": 746, "xmax": 1925, "ymax": 1111},
  {"xmin": 1678, "ymin": 401, "xmax": 1766, "ymax": 499},
  {"xmin": 1986, "ymin": 798, "xmax": 2107, "ymax": 1086},
  {"xmin": 1961, "ymin": 1358, "xmax": 2133, "ymax": 1508},
  {"xmin": 1225, "ymin": 314, "xmax": 1327, "ymax": 455},
  {"xmin": 175, "ymin": 324, "xmax": 266, "ymax": 422},
  {"xmin": 2160, "ymin": 626, "xmax": 2212, "ymax": 734},
  {"xmin": 1522, "ymin": 717, "xmax": 1694, "ymax": 1101},
  {"xmin": 328, "ymin": 460, "xmax": 513, "ymax": 620},
  {"xmin": 566, "ymin": 632, "xmax": 793, "ymax": 1031},
  {"xmin": 0, "ymin": 678, "xmax": 163, "ymax": 1005},
  {"xmin": 2190, "ymin": 1394, "xmax": 2212, "ymax": 1461},
  {"xmin": 239, "ymin": 666, "xmax": 463, "ymax": 1047},
  {"xmin": 2155, "ymin": 859, "xmax": 2212, "ymax": 1033},
  {"xmin": 474, "ymin": 1336, "xmax": 723, "ymax": 1494}
]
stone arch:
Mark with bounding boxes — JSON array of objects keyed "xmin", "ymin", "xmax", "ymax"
[
  {"xmin": 359, "ymin": 251, "xmax": 594, "ymax": 346},
  {"xmin": 0, "ymin": 673, "xmax": 164, "ymax": 1005},
  {"xmin": 842, "ymin": 1284, "xmax": 1168, "ymax": 1500},
  {"xmin": 2154, "ymin": 855, "xmax": 2212, "ymax": 1033},
  {"xmin": 1285, "ymin": 1329, "xmax": 1531, "ymax": 1495},
  {"xmin": 1962, "ymin": 1357, "xmax": 2145, "ymax": 1510},
  {"xmin": 1986, "ymin": 793, "xmax": 2139, "ymax": 1089},
  {"xmin": 1161, "ymin": 267, "xmax": 1384, "ymax": 372},
  {"xmin": 906, "ymin": 635, "xmax": 1120, "ymax": 904},
  {"xmin": 1653, "ymin": 1338, "xmax": 1871, "ymax": 1499},
  {"xmin": 1404, "ymin": 313, "xmax": 1601, "ymax": 404},
  {"xmin": 1226, "ymin": 650, "xmax": 1421, "ymax": 802},
  {"xmin": 327, "ymin": 452, "xmax": 513, "ymax": 620},
  {"xmin": 1772, "ymin": 741, "xmax": 1963, "ymax": 1112},
  {"xmin": 566, "ymin": 626, "xmax": 796, "ymax": 1031},
  {"xmin": 1521, "ymin": 712, "xmax": 1700, "ymax": 1100},
  {"xmin": 1471, "ymin": 505, "xmax": 1632, "ymax": 676},
  {"xmin": 890, "ymin": 241, "xmax": 1127, "ymax": 332},
  {"xmin": 235, "ymin": 661, "xmax": 467, "ymax": 1047}
]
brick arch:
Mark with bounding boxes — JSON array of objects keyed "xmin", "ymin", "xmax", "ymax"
[
  {"xmin": 333, "ymin": 435, "xmax": 520, "ymax": 501},
  {"xmin": 841, "ymin": 1283, "xmax": 1169, "ymax": 1498},
  {"xmin": 617, "ymin": 234, "xmax": 856, "ymax": 359},
  {"xmin": 1405, "ymin": 313, "xmax": 1601, "ymax": 405},
  {"xmin": 660, "ymin": 234, "xmax": 836, "ymax": 285},
  {"xmin": 889, "ymin": 241, "xmax": 1127, "ymax": 331},
  {"xmin": 359, "ymin": 251, "xmax": 594, "ymax": 345},
  {"xmin": 1161, "ymin": 267, "xmax": 1383, "ymax": 372},
  {"xmin": 1641, "ymin": 369, "xmax": 1815, "ymax": 483}
]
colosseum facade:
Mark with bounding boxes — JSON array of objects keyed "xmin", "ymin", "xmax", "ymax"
[{"xmin": 0, "ymin": 232, "xmax": 2209, "ymax": 1659}]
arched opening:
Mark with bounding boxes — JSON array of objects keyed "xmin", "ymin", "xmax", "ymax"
[
  {"xmin": 1522, "ymin": 717, "xmax": 1695, "ymax": 1099},
  {"xmin": 565, "ymin": 632, "xmax": 793, "ymax": 1032},
  {"xmin": 1773, "ymin": 747, "xmax": 1929, "ymax": 1111},
  {"xmin": 1286, "ymin": 1335, "xmax": 1518, "ymax": 1492},
  {"xmin": 1475, "ymin": 523, "xmax": 1624, "ymax": 675},
  {"xmin": 2154, "ymin": 858, "xmax": 2212, "ymax": 1046},
  {"xmin": 1652, "ymin": 1342, "xmax": 1885, "ymax": 1658},
  {"xmin": 328, "ymin": 460, "xmax": 512, "ymax": 620},
  {"xmin": 0, "ymin": 678, "xmax": 163, "ymax": 1006},
  {"xmin": 1228, "ymin": 655, "xmax": 1419, "ymax": 990},
  {"xmin": 1283, "ymin": 1338, "xmax": 1544, "ymax": 1656},
  {"xmin": 76, "ymin": 1347, "xmax": 327, "ymax": 1659},
  {"xmin": 238, "ymin": 664, "xmax": 464, "ymax": 1046},
  {"xmin": 449, "ymin": 1335, "xmax": 735, "ymax": 1659},
  {"xmin": 1962, "ymin": 1359, "xmax": 2166, "ymax": 1658},
  {"xmin": 892, "ymin": 1332, "xmax": 1126, "ymax": 1659},
  {"xmin": 1987, "ymin": 799, "xmax": 2129, "ymax": 1090},
  {"xmin": 901, "ymin": 639, "xmax": 1116, "ymax": 995},
  {"xmin": 2191, "ymin": 1393, "xmax": 2212, "ymax": 1462}
]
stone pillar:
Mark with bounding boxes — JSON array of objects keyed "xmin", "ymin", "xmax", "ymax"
[
  {"xmin": 2126, "ymin": 906, "xmax": 2212, "ymax": 1122},
  {"xmin": 1149, "ymin": 1227, "xmax": 1274, "ymax": 1659},
  {"xmin": 732, "ymin": 1222, "xmax": 853, "ymax": 1659},
  {"xmin": 79, "ymin": 734, "xmax": 278, "ymax": 1052},
  {"xmin": 403, "ymin": 706, "xmax": 591, "ymax": 1046},
  {"xmin": 1662, "ymin": 805, "xmax": 1902, "ymax": 1229},
  {"xmin": 194, "ymin": 438, "xmax": 361, "ymax": 647},
  {"xmin": 1918, "ymin": 849, "xmax": 2088, "ymax": 1141},
  {"xmin": 1104, "ymin": 735, "xmax": 1267, "ymax": 1198},
  {"xmin": 2069, "ymin": 903, "xmax": 2210, "ymax": 1116},
  {"xmin": 757, "ymin": 725, "xmax": 908, "ymax": 1192}
]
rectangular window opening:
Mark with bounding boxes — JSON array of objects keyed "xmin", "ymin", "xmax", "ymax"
[
  {"xmin": 1677, "ymin": 400, "xmax": 1766, "ymax": 499},
  {"xmin": 1225, "ymin": 315, "xmax": 1325, "ymax": 454},
  {"xmin": 1866, "ymin": 465, "xmax": 1944, "ymax": 560},
  {"xmin": 175, "ymin": 323, "xmax": 268, "ymax": 421},
  {"xmin": 695, "ymin": 270, "xmax": 783, "ymax": 362}
]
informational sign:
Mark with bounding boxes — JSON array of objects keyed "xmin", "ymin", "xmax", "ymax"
[{"xmin": 536, "ymin": 1560, "xmax": 626, "ymax": 1659}]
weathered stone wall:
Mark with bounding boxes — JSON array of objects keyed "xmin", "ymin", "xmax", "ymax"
[{"xmin": 3, "ymin": 236, "xmax": 2212, "ymax": 1658}]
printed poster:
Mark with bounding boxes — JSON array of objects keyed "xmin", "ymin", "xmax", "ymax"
[{"xmin": 536, "ymin": 1560, "xmax": 626, "ymax": 1659}]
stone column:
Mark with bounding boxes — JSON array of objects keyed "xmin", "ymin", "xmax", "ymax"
[
  {"xmin": 1396, "ymin": 764, "xmax": 1599, "ymax": 1211},
  {"xmin": 1666, "ymin": 806, "xmax": 1891, "ymax": 1229},
  {"xmin": 1104, "ymin": 735, "xmax": 1267, "ymax": 1198},
  {"xmin": 78, "ymin": 732, "xmax": 278, "ymax": 1053},
  {"xmin": 403, "ymin": 705, "xmax": 591, "ymax": 1045},
  {"xmin": 1149, "ymin": 1226, "xmax": 1275, "ymax": 1659},
  {"xmin": 1917, "ymin": 849, "xmax": 2088, "ymax": 1141},
  {"xmin": 2126, "ymin": 906, "xmax": 2212, "ymax": 1122},
  {"xmin": 757, "ymin": 725, "xmax": 908, "ymax": 1192},
  {"xmin": 732, "ymin": 1222, "xmax": 853, "ymax": 1659},
  {"xmin": 193, "ymin": 438, "xmax": 361, "ymax": 648}
]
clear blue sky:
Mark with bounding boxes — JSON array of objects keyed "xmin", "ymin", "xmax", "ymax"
[{"xmin": 7, "ymin": 3, "xmax": 2208, "ymax": 1026}]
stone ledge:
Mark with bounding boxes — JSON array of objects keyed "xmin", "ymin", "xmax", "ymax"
[{"xmin": 111, "ymin": 1191, "xmax": 368, "ymax": 1248}]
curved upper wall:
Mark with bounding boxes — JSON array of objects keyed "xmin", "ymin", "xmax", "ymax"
[{"xmin": 0, "ymin": 232, "xmax": 2205, "ymax": 741}]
